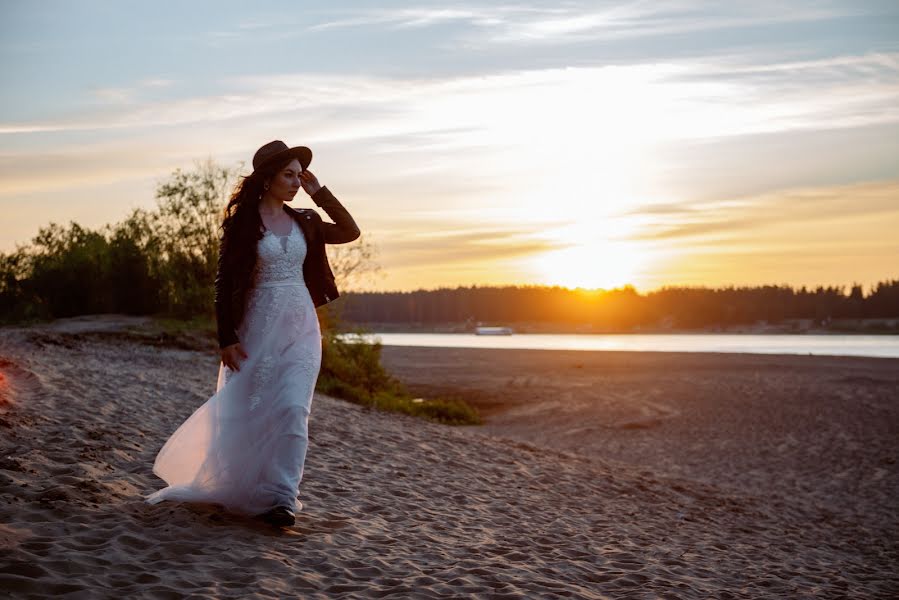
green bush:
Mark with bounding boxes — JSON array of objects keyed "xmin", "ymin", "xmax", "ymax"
[{"xmin": 317, "ymin": 326, "xmax": 481, "ymax": 425}]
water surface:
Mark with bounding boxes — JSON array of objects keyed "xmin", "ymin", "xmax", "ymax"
[{"xmin": 338, "ymin": 332, "xmax": 899, "ymax": 359}]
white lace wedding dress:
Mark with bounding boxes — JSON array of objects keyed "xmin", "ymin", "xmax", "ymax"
[{"xmin": 145, "ymin": 218, "xmax": 321, "ymax": 516}]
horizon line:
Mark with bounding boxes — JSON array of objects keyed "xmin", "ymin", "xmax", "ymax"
[{"xmin": 344, "ymin": 279, "xmax": 899, "ymax": 296}]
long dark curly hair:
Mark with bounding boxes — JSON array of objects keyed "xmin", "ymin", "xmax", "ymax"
[{"xmin": 219, "ymin": 156, "xmax": 296, "ymax": 326}]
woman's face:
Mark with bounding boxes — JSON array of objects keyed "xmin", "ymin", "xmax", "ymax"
[{"xmin": 265, "ymin": 159, "xmax": 303, "ymax": 202}]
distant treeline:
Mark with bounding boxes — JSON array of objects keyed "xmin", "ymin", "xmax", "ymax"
[
  {"xmin": 338, "ymin": 281, "xmax": 899, "ymax": 330},
  {"xmin": 0, "ymin": 163, "xmax": 227, "ymax": 323}
]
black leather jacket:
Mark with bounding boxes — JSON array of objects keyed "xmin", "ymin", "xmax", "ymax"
[{"xmin": 214, "ymin": 186, "xmax": 360, "ymax": 349}]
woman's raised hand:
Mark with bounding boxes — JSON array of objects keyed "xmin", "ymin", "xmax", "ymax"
[
  {"xmin": 300, "ymin": 169, "xmax": 322, "ymax": 196},
  {"xmin": 221, "ymin": 343, "xmax": 248, "ymax": 371}
]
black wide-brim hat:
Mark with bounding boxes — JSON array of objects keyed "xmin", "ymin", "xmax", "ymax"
[{"xmin": 252, "ymin": 140, "xmax": 312, "ymax": 174}]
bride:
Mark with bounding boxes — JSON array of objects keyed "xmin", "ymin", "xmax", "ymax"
[{"xmin": 145, "ymin": 140, "xmax": 360, "ymax": 526}]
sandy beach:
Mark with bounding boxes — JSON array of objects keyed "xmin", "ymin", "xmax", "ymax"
[{"xmin": 1, "ymin": 317, "xmax": 897, "ymax": 598}]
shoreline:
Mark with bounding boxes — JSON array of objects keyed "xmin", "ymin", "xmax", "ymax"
[
  {"xmin": 353, "ymin": 334, "xmax": 899, "ymax": 360},
  {"xmin": 344, "ymin": 319, "xmax": 899, "ymax": 335}
]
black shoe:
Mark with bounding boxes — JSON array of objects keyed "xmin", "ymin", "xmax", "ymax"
[{"xmin": 258, "ymin": 505, "xmax": 295, "ymax": 527}]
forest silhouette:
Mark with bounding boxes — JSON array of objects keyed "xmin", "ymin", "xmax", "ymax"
[
  {"xmin": 338, "ymin": 282, "xmax": 899, "ymax": 332},
  {"xmin": 1, "ymin": 160, "xmax": 897, "ymax": 331}
]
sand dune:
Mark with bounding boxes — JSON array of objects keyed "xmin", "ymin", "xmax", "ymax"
[{"xmin": 1, "ymin": 319, "xmax": 897, "ymax": 598}]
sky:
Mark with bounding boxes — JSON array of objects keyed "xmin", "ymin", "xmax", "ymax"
[{"xmin": 1, "ymin": 0, "xmax": 898, "ymax": 293}]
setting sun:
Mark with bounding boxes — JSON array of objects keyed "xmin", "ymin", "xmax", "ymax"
[{"xmin": 528, "ymin": 238, "xmax": 652, "ymax": 290}]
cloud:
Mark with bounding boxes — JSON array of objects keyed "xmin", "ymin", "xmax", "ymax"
[
  {"xmin": 384, "ymin": 238, "xmax": 558, "ymax": 267},
  {"xmin": 2, "ymin": 51, "xmax": 897, "ymax": 236},
  {"xmin": 88, "ymin": 78, "xmax": 175, "ymax": 105},
  {"xmin": 372, "ymin": 223, "xmax": 562, "ymax": 268},
  {"xmin": 616, "ymin": 179, "xmax": 899, "ymax": 291},
  {"xmin": 141, "ymin": 78, "xmax": 175, "ymax": 88},
  {"xmin": 307, "ymin": 8, "xmax": 486, "ymax": 32},
  {"xmin": 303, "ymin": 2, "xmax": 858, "ymax": 46},
  {"xmin": 630, "ymin": 180, "xmax": 899, "ymax": 242},
  {"xmin": 620, "ymin": 201, "xmax": 699, "ymax": 217},
  {"xmin": 4, "ymin": 46, "xmax": 894, "ymax": 144},
  {"xmin": 90, "ymin": 87, "xmax": 136, "ymax": 104}
]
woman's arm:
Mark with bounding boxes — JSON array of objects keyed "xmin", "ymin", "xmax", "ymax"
[
  {"xmin": 310, "ymin": 186, "xmax": 361, "ymax": 244},
  {"xmin": 300, "ymin": 169, "xmax": 360, "ymax": 244}
]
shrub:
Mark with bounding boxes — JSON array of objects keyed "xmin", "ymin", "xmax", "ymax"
[{"xmin": 317, "ymin": 326, "xmax": 481, "ymax": 425}]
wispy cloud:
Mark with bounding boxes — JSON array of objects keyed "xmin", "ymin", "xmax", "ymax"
[
  {"xmin": 303, "ymin": 2, "xmax": 859, "ymax": 46},
  {"xmin": 630, "ymin": 180, "xmax": 899, "ymax": 242},
  {"xmin": 380, "ymin": 226, "xmax": 561, "ymax": 267},
  {"xmin": 2, "ymin": 51, "xmax": 897, "ymax": 224},
  {"xmin": 307, "ymin": 8, "xmax": 488, "ymax": 32},
  {"xmin": 88, "ymin": 78, "xmax": 176, "ymax": 106},
  {"xmin": 6, "ymin": 49, "xmax": 894, "ymax": 143},
  {"xmin": 615, "ymin": 179, "xmax": 899, "ymax": 290}
]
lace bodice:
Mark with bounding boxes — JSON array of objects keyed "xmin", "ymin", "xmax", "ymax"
[{"xmin": 253, "ymin": 220, "xmax": 306, "ymax": 287}]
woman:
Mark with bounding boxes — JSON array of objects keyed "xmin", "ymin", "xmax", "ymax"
[{"xmin": 145, "ymin": 140, "xmax": 360, "ymax": 527}]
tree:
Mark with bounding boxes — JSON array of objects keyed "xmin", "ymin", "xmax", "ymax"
[{"xmin": 150, "ymin": 158, "xmax": 236, "ymax": 316}]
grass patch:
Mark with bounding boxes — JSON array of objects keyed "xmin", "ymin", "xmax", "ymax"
[{"xmin": 319, "ymin": 330, "xmax": 482, "ymax": 425}]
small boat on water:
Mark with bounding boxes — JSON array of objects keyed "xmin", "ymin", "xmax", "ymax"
[{"xmin": 475, "ymin": 326, "xmax": 514, "ymax": 336}]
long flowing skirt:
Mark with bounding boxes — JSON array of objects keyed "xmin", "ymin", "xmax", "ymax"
[{"xmin": 145, "ymin": 280, "xmax": 321, "ymax": 515}]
